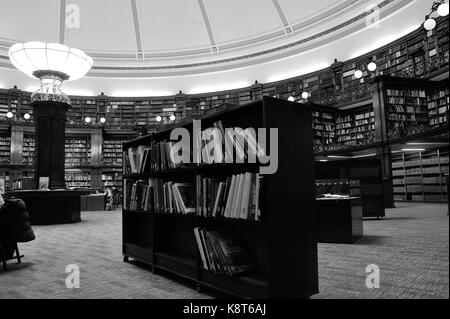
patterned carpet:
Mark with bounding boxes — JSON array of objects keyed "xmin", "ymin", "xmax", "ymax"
[{"xmin": 0, "ymin": 202, "xmax": 448, "ymax": 299}]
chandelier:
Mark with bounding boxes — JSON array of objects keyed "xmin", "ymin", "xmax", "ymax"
[{"xmin": 8, "ymin": 42, "xmax": 93, "ymax": 104}]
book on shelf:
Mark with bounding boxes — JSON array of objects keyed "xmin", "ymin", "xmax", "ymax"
[
  {"xmin": 124, "ymin": 178, "xmax": 196, "ymax": 214},
  {"xmin": 193, "ymin": 227, "xmax": 256, "ymax": 276},
  {"xmin": 197, "ymin": 173, "xmax": 261, "ymax": 221}
]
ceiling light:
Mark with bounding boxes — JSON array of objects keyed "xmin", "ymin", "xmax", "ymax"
[
  {"xmin": 401, "ymin": 148, "xmax": 425, "ymax": 152},
  {"xmin": 99, "ymin": 117, "xmax": 106, "ymax": 124},
  {"xmin": 424, "ymin": 18, "xmax": 437, "ymax": 31},
  {"xmin": 8, "ymin": 42, "xmax": 93, "ymax": 103},
  {"xmin": 327, "ymin": 155, "xmax": 352, "ymax": 159},
  {"xmin": 169, "ymin": 115, "xmax": 176, "ymax": 121},
  {"xmin": 156, "ymin": 116, "xmax": 162, "ymax": 122},
  {"xmin": 354, "ymin": 70, "xmax": 363, "ymax": 79},
  {"xmin": 367, "ymin": 62, "xmax": 377, "ymax": 72},
  {"xmin": 6, "ymin": 111, "xmax": 13, "ymax": 119},
  {"xmin": 302, "ymin": 91, "xmax": 309, "ymax": 99},
  {"xmin": 437, "ymin": 3, "xmax": 449, "ymax": 16},
  {"xmin": 85, "ymin": 117, "xmax": 91, "ymax": 123},
  {"xmin": 288, "ymin": 96, "xmax": 295, "ymax": 102},
  {"xmin": 24, "ymin": 113, "xmax": 31, "ymax": 120}
]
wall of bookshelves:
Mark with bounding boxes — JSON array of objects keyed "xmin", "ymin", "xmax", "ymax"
[
  {"xmin": 65, "ymin": 170, "xmax": 92, "ymax": 188},
  {"xmin": 22, "ymin": 135, "xmax": 35, "ymax": 166},
  {"xmin": 385, "ymin": 87, "xmax": 429, "ymax": 139},
  {"xmin": 102, "ymin": 139, "xmax": 127, "ymax": 166},
  {"xmin": 65, "ymin": 136, "xmax": 91, "ymax": 168},
  {"xmin": 0, "ymin": 134, "xmax": 10, "ymax": 165},
  {"xmin": 392, "ymin": 148, "xmax": 449, "ymax": 202},
  {"xmin": 427, "ymin": 85, "xmax": 449, "ymax": 127}
]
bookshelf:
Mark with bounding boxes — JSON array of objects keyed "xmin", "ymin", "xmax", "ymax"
[
  {"xmin": 311, "ymin": 109, "xmax": 335, "ymax": 153},
  {"xmin": 65, "ymin": 170, "xmax": 91, "ymax": 189},
  {"xmin": 335, "ymin": 105, "xmax": 375, "ymax": 150},
  {"xmin": 102, "ymin": 170, "xmax": 122, "ymax": 189},
  {"xmin": 65, "ymin": 136, "xmax": 91, "ymax": 168},
  {"xmin": 427, "ymin": 85, "xmax": 449, "ymax": 127},
  {"xmin": 102, "ymin": 139, "xmax": 127, "ymax": 167},
  {"xmin": 22, "ymin": 135, "xmax": 35, "ymax": 166},
  {"xmin": 0, "ymin": 135, "xmax": 10, "ymax": 165},
  {"xmin": 122, "ymin": 97, "xmax": 318, "ymax": 298},
  {"xmin": 392, "ymin": 148, "xmax": 449, "ymax": 202},
  {"xmin": 385, "ymin": 87, "xmax": 429, "ymax": 139}
]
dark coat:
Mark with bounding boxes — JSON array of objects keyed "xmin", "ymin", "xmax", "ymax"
[{"xmin": 0, "ymin": 198, "xmax": 36, "ymax": 243}]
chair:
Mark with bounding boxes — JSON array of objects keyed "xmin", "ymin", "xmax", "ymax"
[{"xmin": 0, "ymin": 242, "xmax": 23, "ymax": 271}]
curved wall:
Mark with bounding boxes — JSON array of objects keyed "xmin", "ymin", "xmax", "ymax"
[{"xmin": 0, "ymin": 0, "xmax": 437, "ymax": 96}]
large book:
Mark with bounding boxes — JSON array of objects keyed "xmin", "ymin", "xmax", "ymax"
[{"xmin": 239, "ymin": 173, "xmax": 253, "ymax": 219}]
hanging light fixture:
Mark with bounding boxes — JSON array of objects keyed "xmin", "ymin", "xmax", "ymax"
[
  {"xmin": 423, "ymin": 1, "xmax": 448, "ymax": 31},
  {"xmin": 287, "ymin": 96, "xmax": 295, "ymax": 102},
  {"xmin": 24, "ymin": 113, "xmax": 31, "ymax": 120},
  {"xmin": 301, "ymin": 91, "xmax": 309, "ymax": 99},
  {"xmin": 6, "ymin": 111, "xmax": 13, "ymax": 119},
  {"xmin": 84, "ymin": 116, "xmax": 91, "ymax": 123},
  {"xmin": 99, "ymin": 117, "xmax": 106, "ymax": 124},
  {"xmin": 169, "ymin": 114, "xmax": 176, "ymax": 121},
  {"xmin": 8, "ymin": 42, "xmax": 93, "ymax": 104},
  {"xmin": 156, "ymin": 116, "xmax": 162, "ymax": 122}
]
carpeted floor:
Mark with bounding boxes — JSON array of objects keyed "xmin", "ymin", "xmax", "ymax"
[{"xmin": 0, "ymin": 202, "xmax": 448, "ymax": 299}]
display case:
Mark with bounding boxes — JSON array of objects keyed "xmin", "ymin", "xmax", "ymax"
[{"xmin": 315, "ymin": 179, "xmax": 363, "ymax": 244}]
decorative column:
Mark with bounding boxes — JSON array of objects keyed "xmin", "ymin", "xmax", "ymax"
[
  {"xmin": 372, "ymin": 76, "xmax": 395, "ymax": 208},
  {"xmin": 32, "ymin": 101, "xmax": 69, "ymax": 189}
]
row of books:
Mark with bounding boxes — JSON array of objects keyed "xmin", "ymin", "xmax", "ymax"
[
  {"xmin": 123, "ymin": 172, "xmax": 262, "ymax": 221},
  {"xmin": 124, "ymin": 120, "xmax": 266, "ymax": 174},
  {"xmin": 386, "ymin": 89, "xmax": 426, "ymax": 98},
  {"xmin": 123, "ymin": 178, "xmax": 195, "ymax": 214},
  {"xmin": 193, "ymin": 227, "xmax": 255, "ymax": 276},
  {"xmin": 196, "ymin": 173, "xmax": 261, "ymax": 220}
]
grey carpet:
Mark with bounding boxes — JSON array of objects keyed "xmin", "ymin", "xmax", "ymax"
[{"xmin": 0, "ymin": 202, "xmax": 448, "ymax": 299}]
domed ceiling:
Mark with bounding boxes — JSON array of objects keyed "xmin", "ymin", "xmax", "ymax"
[{"xmin": 0, "ymin": 0, "xmax": 437, "ymax": 95}]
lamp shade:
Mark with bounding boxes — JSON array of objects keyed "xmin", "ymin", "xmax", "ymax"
[
  {"xmin": 8, "ymin": 42, "xmax": 93, "ymax": 81},
  {"xmin": 437, "ymin": 3, "xmax": 449, "ymax": 17},
  {"xmin": 424, "ymin": 18, "xmax": 436, "ymax": 31}
]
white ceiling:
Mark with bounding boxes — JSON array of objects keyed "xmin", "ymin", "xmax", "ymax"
[{"xmin": 0, "ymin": 0, "xmax": 437, "ymax": 95}]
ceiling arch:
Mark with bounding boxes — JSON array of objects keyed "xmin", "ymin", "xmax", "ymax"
[{"xmin": 0, "ymin": 0, "xmax": 437, "ymax": 95}]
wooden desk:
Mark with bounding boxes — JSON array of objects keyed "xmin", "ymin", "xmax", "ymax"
[
  {"xmin": 9, "ymin": 190, "xmax": 83, "ymax": 225},
  {"xmin": 316, "ymin": 197, "xmax": 363, "ymax": 244}
]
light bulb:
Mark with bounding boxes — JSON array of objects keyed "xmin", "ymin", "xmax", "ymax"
[
  {"xmin": 100, "ymin": 117, "xmax": 106, "ymax": 123},
  {"xmin": 6, "ymin": 111, "xmax": 13, "ymax": 118},
  {"xmin": 24, "ymin": 113, "xmax": 31, "ymax": 120},
  {"xmin": 287, "ymin": 96, "xmax": 295, "ymax": 102},
  {"xmin": 424, "ymin": 18, "xmax": 436, "ymax": 31},
  {"xmin": 85, "ymin": 116, "xmax": 91, "ymax": 123},
  {"xmin": 169, "ymin": 115, "xmax": 176, "ymax": 121},
  {"xmin": 354, "ymin": 70, "xmax": 363, "ymax": 79},
  {"xmin": 368, "ymin": 62, "xmax": 377, "ymax": 72},
  {"xmin": 302, "ymin": 91, "xmax": 309, "ymax": 99},
  {"xmin": 156, "ymin": 116, "xmax": 162, "ymax": 122},
  {"xmin": 437, "ymin": 3, "xmax": 449, "ymax": 16}
]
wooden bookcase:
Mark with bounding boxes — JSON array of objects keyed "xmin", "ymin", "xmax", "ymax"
[
  {"xmin": 122, "ymin": 97, "xmax": 318, "ymax": 299},
  {"xmin": 392, "ymin": 148, "xmax": 449, "ymax": 202}
]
